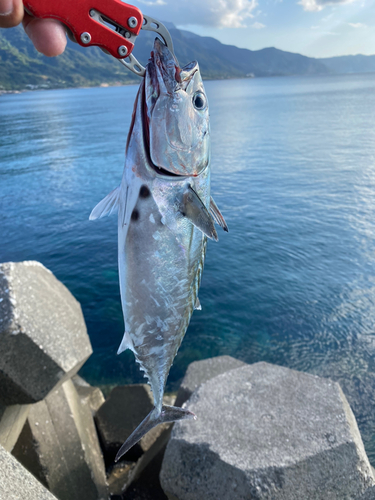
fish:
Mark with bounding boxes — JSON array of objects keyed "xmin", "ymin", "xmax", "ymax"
[{"xmin": 90, "ymin": 38, "xmax": 228, "ymax": 462}]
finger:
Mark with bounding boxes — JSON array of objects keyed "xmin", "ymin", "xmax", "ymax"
[
  {"xmin": 0, "ymin": 0, "xmax": 24, "ymax": 28},
  {"xmin": 23, "ymin": 14, "xmax": 67, "ymax": 57}
]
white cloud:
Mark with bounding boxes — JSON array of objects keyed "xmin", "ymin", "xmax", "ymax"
[
  {"xmin": 299, "ymin": 0, "xmax": 359, "ymax": 12},
  {"xmin": 348, "ymin": 22, "xmax": 366, "ymax": 28},
  {"xmin": 133, "ymin": 0, "xmax": 258, "ymax": 28},
  {"xmin": 251, "ymin": 21, "xmax": 266, "ymax": 28},
  {"xmin": 137, "ymin": 0, "xmax": 166, "ymax": 5}
]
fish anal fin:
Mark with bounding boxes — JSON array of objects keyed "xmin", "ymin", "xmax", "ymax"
[
  {"xmin": 179, "ymin": 186, "xmax": 218, "ymax": 241},
  {"xmin": 194, "ymin": 297, "xmax": 202, "ymax": 310},
  {"xmin": 115, "ymin": 405, "xmax": 196, "ymax": 462},
  {"xmin": 210, "ymin": 196, "xmax": 228, "ymax": 232},
  {"xmin": 117, "ymin": 331, "xmax": 134, "ymax": 355},
  {"xmin": 89, "ymin": 187, "xmax": 120, "ymax": 221}
]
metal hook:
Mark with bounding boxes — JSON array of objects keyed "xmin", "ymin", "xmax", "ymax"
[
  {"xmin": 119, "ymin": 15, "xmax": 176, "ymax": 77},
  {"xmin": 141, "ymin": 15, "xmax": 175, "ymax": 57},
  {"xmin": 119, "ymin": 53, "xmax": 146, "ymax": 77}
]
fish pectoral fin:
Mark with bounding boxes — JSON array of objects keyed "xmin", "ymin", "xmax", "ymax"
[
  {"xmin": 89, "ymin": 187, "xmax": 120, "ymax": 220},
  {"xmin": 115, "ymin": 405, "xmax": 196, "ymax": 462},
  {"xmin": 117, "ymin": 331, "xmax": 135, "ymax": 355},
  {"xmin": 194, "ymin": 297, "xmax": 202, "ymax": 310},
  {"xmin": 210, "ymin": 196, "xmax": 229, "ymax": 232},
  {"xmin": 179, "ymin": 185, "xmax": 218, "ymax": 241}
]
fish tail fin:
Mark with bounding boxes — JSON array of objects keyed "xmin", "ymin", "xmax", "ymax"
[{"xmin": 115, "ymin": 405, "xmax": 196, "ymax": 462}]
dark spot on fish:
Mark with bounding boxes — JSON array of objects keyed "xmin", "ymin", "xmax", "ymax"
[
  {"xmin": 139, "ymin": 185, "xmax": 151, "ymax": 199},
  {"xmin": 181, "ymin": 211, "xmax": 186, "ymax": 217},
  {"xmin": 131, "ymin": 209, "xmax": 139, "ymax": 222}
]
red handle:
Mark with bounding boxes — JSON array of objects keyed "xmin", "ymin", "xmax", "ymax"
[{"xmin": 23, "ymin": 0, "xmax": 143, "ymax": 59}]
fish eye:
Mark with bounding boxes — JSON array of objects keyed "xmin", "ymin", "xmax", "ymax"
[{"xmin": 193, "ymin": 92, "xmax": 207, "ymax": 111}]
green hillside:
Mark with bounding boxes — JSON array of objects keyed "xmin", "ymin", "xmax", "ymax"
[
  {"xmin": 0, "ymin": 26, "xmax": 138, "ymax": 90},
  {"xmin": 1, "ymin": 24, "xmax": 373, "ymax": 92}
]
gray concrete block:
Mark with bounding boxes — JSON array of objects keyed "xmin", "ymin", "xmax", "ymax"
[
  {"xmin": 12, "ymin": 379, "xmax": 109, "ymax": 500},
  {"xmin": 0, "ymin": 261, "xmax": 93, "ymax": 405},
  {"xmin": 0, "ymin": 403, "xmax": 29, "ymax": 452},
  {"xmin": 128, "ymin": 425, "xmax": 172, "ymax": 486},
  {"xmin": 160, "ymin": 362, "xmax": 375, "ymax": 500},
  {"xmin": 107, "ymin": 412, "xmax": 173, "ymax": 497},
  {"xmin": 359, "ymin": 486, "xmax": 375, "ymax": 500},
  {"xmin": 72, "ymin": 375, "xmax": 105, "ymax": 415},
  {"xmin": 107, "ymin": 462, "xmax": 136, "ymax": 497},
  {"xmin": 95, "ymin": 384, "xmax": 163, "ymax": 463},
  {"xmin": 0, "ymin": 444, "xmax": 58, "ymax": 500},
  {"xmin": 120, "ymin": 427, "xmax": 171, "ymax": 500},
  {"xmin": 311, "ymin": 359, "xmax": 375, "ymax": 468},
  {"xmin": 175, "ymin": 355, "xmax": 246, "ymax": 407}
]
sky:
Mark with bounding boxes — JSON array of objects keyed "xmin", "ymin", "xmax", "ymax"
[{"xmin": 130, "ymin": 0, "xmax": 375, "ymax": 58}]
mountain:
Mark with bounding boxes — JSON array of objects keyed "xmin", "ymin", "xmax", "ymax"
[
  {"xmin": 170, "ymin": 29, "xmax": 329, "ymax": 78},
  {"xmin": 0, "ymin": 24, "xmax": 330, "ymax": 91},
  {"xmin": 0, "ymin": 26, "xmax": 138, "ymax": 90},
  {"xmin": 319, "ymin": 55, "xmax": 375, "ymax": 75},
  {"xmin": 0, "ymin": 24, "xmax": 373, "ymax": 92}
]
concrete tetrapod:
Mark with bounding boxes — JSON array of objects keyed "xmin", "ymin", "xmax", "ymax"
[
  {"xmin": 95, "ymin": 384, "xmax": 169, "ymax": 464},
  {"xmin": 12, "ymin": 379, "xmax": 109, "ymax": 500},
  {"xmin": 0, "ymin": 403, "xmax": 30, "ymax": 451},
  {"xmin": 160, "ymin": 362, "xmax": 375, "ymax": 500},
  {"xmin": 0, "ymin": 261, "xmax": 93, "ymax": 405},
  {"xmin": 72, "ymin": 374, "xmax": 105, "ymax": 416},
  {"xmin": 0, "ymin": 444, "xmax": 58, "ymax": 500},
  {"xmin": 175, "ymin": 355, "xmax": 246, "ymax": 407}
]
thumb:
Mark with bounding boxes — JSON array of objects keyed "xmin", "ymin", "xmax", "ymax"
[{"xmin": 23, "ymin": 13, "xmax": 67, "ymax": 57}]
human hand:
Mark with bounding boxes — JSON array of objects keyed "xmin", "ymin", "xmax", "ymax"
[{"xmin": 0, "ymin": 0, "xmax": 66, "ymax": 57}]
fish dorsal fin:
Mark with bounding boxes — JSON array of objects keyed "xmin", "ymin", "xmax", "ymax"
[
  {"xmin": 179, "ymin": 185, "xmax": 218, "ymax": 241},
  {"xmin": 117, "ymin": 331, "xmax": 135, "ymax": 355},
  {"xmin": 89, "ymin": 187, "xmax": 120, "ymax": 220},
  {"xmin": 194, "ymin": 297, "xmax": 202, "ymax": 310},
  {"xmin": 210, "ymin": 196, "xmax": 229, "ymax": 232}
]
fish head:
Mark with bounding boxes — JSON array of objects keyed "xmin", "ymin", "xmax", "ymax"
[{"xmin": 144, "ymin": 38, "xmax": 210, "ymax": 177}]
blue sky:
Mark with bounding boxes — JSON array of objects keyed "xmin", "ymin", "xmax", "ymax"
[{"xmin": 132, "ymin": 0, "xmax": 375, "ymax": 58}]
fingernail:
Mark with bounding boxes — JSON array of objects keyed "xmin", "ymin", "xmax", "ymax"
[{"xmin": 0, "ymin": 0, "xmax": 13, "ymax": 16}]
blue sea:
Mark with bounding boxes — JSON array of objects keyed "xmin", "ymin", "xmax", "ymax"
[{"xmin": 1, "ymin": 73, "xmax": 375, "ymax": 463}]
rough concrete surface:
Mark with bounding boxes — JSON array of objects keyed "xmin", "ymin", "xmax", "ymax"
[
  {"xmin": 0, "ymin": 261, "xmax": 92, "ymax": 405},
  {"xmin": 12, "ymin": 379, "xmax": 108, "ymax": 500},
  {"xmin": 160, "ymin": 362, "xmax": 375, "ymax": 500},
  {"xmin": 72, "ymin": 374, "xmax": 105, "ymax": 415},
  {"xmin": 175, "ymin": 355, "xmax": 246, "ymax": 407},
  {"xmin": 107, "ymin": 427, "xmax": 173, "ymax": 497},
  {"xmin": 123, "ymin": 428, "xmax": 170, "ymax": 500},
  {"xmin": 95, "ymin": 384, "xmax": 166, "ymax": 463},
  {"xmin": 126, "ymin": 424, "xmax": 172, "ymax": 490},
  {"xmin": 311, "ymin": 358, "xmax": 375, "ymax": 469},
  {"xmin": 0, "ymin": 444, "xmax": 58, "ymax": 500},
  {"xmin": 108, "ymin": 462, "xmax": 136, "ymax": 497},
  {"xmin": 0, "ymin": 403, "xmax": 29, "ymax": 451},
  {"xmin": 360, "ymin": 486, "xmax": 375, "ymax": 500}
]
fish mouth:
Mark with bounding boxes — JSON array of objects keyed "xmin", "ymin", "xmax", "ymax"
[{"xmin": 147, "ymin": 38, "xmax": 198, "ymax": 95}]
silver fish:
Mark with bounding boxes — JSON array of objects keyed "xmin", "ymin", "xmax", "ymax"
[{"xmin": 90, "ymin": 39, "xmax": 228, "ymax": 461}]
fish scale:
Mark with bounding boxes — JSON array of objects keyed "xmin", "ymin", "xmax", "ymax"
[{"xmin": 90, "ymin": 38, "xmax": 228, "ymax": 461}]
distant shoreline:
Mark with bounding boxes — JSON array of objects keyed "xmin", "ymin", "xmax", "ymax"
[{"xmin": 1, "ymin": 71, "xmax": 375, "ymax": 97}]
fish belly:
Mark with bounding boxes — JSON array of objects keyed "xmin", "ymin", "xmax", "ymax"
[{"xmin": 120, "ymin": 189, "xmax": 203, "ymax": 409}]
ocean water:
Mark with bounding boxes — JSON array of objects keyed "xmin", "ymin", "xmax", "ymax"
[{"xmin": 1, "ymin": 73, "xmax": 375, "ymax": 462}]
